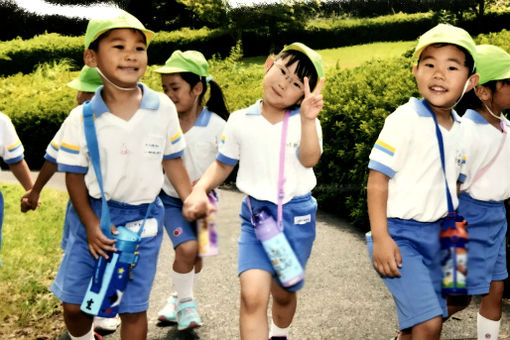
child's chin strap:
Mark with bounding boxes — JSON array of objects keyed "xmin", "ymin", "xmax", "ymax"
[
  {"xmin": 96, "ymin": 67, "xmax": 138, "ymax": 91},
  {"xmin": 482, "ymin": 101, "xmax": 505, "ymax": 121},
  {"xmin": 450, "ymin": 76, "xmax": 474, "ymax": 110}
]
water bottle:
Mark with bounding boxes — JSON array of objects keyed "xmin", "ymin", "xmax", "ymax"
[
  {"xmin": 198, "ymin": 191, "xmax": 219, "ymax": 257},
  {"xmin": 81, "ymin": 226, "xmax": 141, "ymax": 317},
  {"xmin": 252, "ymin": 206, "xmax": 304, "ymax": 287},
  {"xmin": 440, "ymin": 214, "xmax": 469, "ymax": 295}
]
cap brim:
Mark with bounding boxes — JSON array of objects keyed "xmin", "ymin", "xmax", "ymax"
[
  {"xmin": 67, "ymin": 79, "xmax": 99, "ymax": 92},
  {"xmin": 153, "ymin": 66, "xmax": 189, "ymax": 74}
]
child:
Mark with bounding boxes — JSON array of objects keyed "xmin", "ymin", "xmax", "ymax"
[
  {"xmin": 183, "ymin": 42, "xmax": 325, "ymax": 340},
  {"xmin": 51, "ymin": 10, "xmax": 192, "ymax": 340},
  {"xmin": 0, "ymin": 112, "xmax": 33, "ymax": 265},
  {"xmin": 153, "ymin": 50, "xmax": 228, "ymax": 330},
  {"xmin": 366, "ymin": 24, "xmax": 479, "ymax": 340},
  {"xmin": 20, "ymin": 66, "xmax": 120, "ymax": 333},
  {"xmin": 448, "ymin": 44, "xmax": 510, "ymax": 340}
]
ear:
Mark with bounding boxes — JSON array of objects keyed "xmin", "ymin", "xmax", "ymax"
[
  {"xmin": 412, "ymin": 63, "xmax": 418, "ymax": 77},
  {"xmin": 84, "ymin": 49, "xmax": 97, "ymax": 68},
  {"xmin": 465, "ymin": 73, "xmax": 479, "ymax": 93},
  {"xmin": 192, "ymin": 81, "xmax": 204, "ymax": 96},
  {"xmin": 264, "ymin": 56, "xmax": 275, "ymax": 74},
  {"xmin": 475, "ymin": 84, "xmax": 491, "ymax": 101}
]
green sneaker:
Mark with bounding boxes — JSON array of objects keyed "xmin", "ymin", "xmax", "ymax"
[
  {"xmin": 176, "ymin": 298, "xmax": 202, "ymax": 331},
  {"xmin": 157, "ymin": 292, "xmax": 178, "ymax": 322}
]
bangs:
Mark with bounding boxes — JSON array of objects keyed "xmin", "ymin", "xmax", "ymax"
[{"xmin": 279, "ymin": 50, "xmax": 318, "ymax": 90}]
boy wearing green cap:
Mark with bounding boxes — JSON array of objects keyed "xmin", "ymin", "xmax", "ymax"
[
  {"xmin": 183, "ymin": 42, "xmax": 325, "ymax": 340},
  {"xmin": 449, "ymin": 44, "xmax": 510, "ymax": 340},
  {"xmin": 366, "ymin": 24, "xmax": 479, "ymax": 339},
  {"xmin": 154, "ymin": 50, "xmax": 229, "ymax": 330},
  {"xmin": 50, "ymin": 10, "xmax": 192, "ymax": 340}
]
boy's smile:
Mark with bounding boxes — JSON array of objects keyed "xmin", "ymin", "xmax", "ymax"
[
  {"xmin": 413, "ymin": 44, "xmax": 474, "ymax": 115},
  {"xmin": 92, "ymin": 28, "xmax": 148, "ymax": 88}
]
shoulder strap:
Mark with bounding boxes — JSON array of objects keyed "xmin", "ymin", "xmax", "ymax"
[
  {"xmin": 277, "ymin": 111, "xmax": 290, "ymax": 230},
  {"xmin": 82, "ymin": 101, "xmax": 112, "ymax": 238}
]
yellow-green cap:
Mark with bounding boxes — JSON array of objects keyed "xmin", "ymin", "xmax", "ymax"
[
  {"xmin": 154, "ymin": 50, "xmax": 208, "ymax": 77},
  {"xmin": 84, "ymin": 9, "xmax": 154, "ymax": 49},
  {"xmin": 280, "ymin": 42, "xmax": 325, "ymax": 80},
  {"xmin": 67, "ymin": 66, "xmax": 102, "ymax": 92},
  {"xmin": 476, "ymin": 44, "xmax": 510, "ymax": 85},
  {"xmin": 414, "ymin": 24, "xmax": 477, "ymax": 63}
]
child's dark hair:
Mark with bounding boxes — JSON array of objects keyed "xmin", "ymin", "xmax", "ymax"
[
  {"xmin": 88, "ymin": 28, "xmax": 147, "ymax": 51},
  {"xmin": 179, "ymin": 72, "xmax": 229, "ymax": 121},
  {"xmin": 455, "ymin": 80, "xmax": 509, "ymax": 116},
  {"xmin": 418, "ymin": 43, "xmax": 476, "ymax": 76}
]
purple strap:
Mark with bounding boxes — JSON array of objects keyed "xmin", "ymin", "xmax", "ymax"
[
  {"xmin": 465, "ymin": 120, "xmax": 507, "ymax": 190},
  {"xmin": 246, "ymin": 110, "xmax": 290, "ymax": 231}
]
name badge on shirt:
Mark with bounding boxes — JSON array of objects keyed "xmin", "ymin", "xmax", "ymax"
[
  {"xmin": 294, "ymin": 214, "xmax": 311, "ymax": 225},
  {"xmin": 125, "ymin": 218, "xmax": 158, "ymax": 238},
  {"xmin": 143, "ymin": 135, "xmax": 163, "ymax": 158}
]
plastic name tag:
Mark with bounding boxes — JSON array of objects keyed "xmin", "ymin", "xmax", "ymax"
[{"xmin": 125, "ymin": 218, "xmax": 158, "ymax": 238}]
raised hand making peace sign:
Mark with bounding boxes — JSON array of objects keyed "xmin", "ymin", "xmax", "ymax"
[{"xmin": 300, "ymin": 76, "xmax": 326, "ymax": 120}]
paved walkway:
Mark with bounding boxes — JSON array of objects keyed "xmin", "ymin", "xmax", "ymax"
[{"xmin": 1, "ymin": 171, "xmax": 508, "ymax": 339}]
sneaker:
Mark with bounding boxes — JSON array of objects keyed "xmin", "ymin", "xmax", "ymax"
[
  {"xmin": 157, "ymin": 292, "xmax": 178, "ymax": 322},
  {"xmin": 176, "ymin": 298, "xmax": 202, "ymax": 331},
  {"xmin": 94, "ymin": 314, "xmax": 120, "ymax": 332}
]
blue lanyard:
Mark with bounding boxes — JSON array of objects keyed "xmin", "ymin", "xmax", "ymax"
[
  {"xmin": 423, "ymin": 101, "xmax": 456, "ymax": 219},
  {"xmin": 82, "ymin": 101, "xmax": 152, "ymax": 239}
]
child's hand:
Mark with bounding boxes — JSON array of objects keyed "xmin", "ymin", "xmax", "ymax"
[
  {"xmin": 20, "ymin": 189, "xmax": 41, "ymax": 212},
  {"xmin": 300, "ymin": 77, "xmax": 325, "ymax": 120},
  {"xmin": 85, "ymin": 221, "xmax": 117, "ymax": 260},
  {"xmin": 372, "ymin": 235, "xmax": 402, "ymax": 277},
  {"xmin": 183, "ymin": 189, "xmax": 215, "ymax": 221}
]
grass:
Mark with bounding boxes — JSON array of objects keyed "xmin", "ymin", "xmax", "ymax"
[{"xmin": 0, "ymin": 183, "xmax": 68, "ymax": 339}]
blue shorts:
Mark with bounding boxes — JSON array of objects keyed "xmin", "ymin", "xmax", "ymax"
[
  {"xmin": 51, "ymin": 197, "xmax": 164, "ymax": 314},
  {"xmin": 60, "ymin": 200, "xmax": 73, "ymax": 250},
  {"xmin": 457, "ymin": 193, "xmax": 508, "ymax": 295},
  {"xmin": 238, "ymin": 193, "xmax": 317, "ymax": 292},
  {"xmin": 366, "ymin": 218, "xmax": 447, "ymax": 330},
  {"xmin": 159, "ymin": 192, "xmax": 197, "ymax": 248}
]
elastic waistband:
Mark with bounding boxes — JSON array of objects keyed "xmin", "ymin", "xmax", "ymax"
[
  {"xmin": 387, "ymin": 217, "xmax": 440, "ymax": 228},
  {"xmin": 90, "ymin": 196, "xmax": 161, "ymax": 210},
  {"xmin": 247, "ymin": 192, "xmax": 312, "ymax": 206},
  {"xmin": 459, "ymin": 192, "xmax": 503, "ymax": 207}
]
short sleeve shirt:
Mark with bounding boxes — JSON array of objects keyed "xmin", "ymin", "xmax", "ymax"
[
  {"xmin": 44, "ymin": 116, "xmax": 71, "ymax": 164},
  {"xmin": 368, "ymin": 97, "xmax": 464, "ymax": 222},
  {"xmin": 459, "ymin": 109, "xmax": 510, "ymax": 201},
  {"xmin": 57, "ymin": 83, "xmax": 185, "ymax": 205},
  {"xmin": 0, "ymin": 112, "xmax": 24, "ymax": 166},
  {"xmin": 162, "ymin": 108, "xmax": 226, "ymax": 198},
  {"xmin": 217, "ymin": 100, "xmax": 322, "ymax": 204}
]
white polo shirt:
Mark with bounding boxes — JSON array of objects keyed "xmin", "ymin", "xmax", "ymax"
[
  {"xmin": 217, "ymin": 100, "xmax": 322, "ymax": 204},
  {"xmin": 162, "ymin": 107, "xmax": 226, "ymax": 198},
  {"xmin": 44, "ymin": 116, "xmax": 70, "ymax": 164},
  {"xmin": 368, "ymin": 97, "xmax": 464, "ymax": 222},
  {"xmin": 459, "ymin": 109, "xmax": 510, "ymax": 201},
  {"xmin": 0, "ymin": 112, "xmax": 24, "ymax": 167},
  {"xmin": 57, "ymin": 83, "xmax": 185, "ymax": 205}
]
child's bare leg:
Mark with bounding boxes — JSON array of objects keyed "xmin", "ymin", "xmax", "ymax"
[
  {"xmin": 479, "ymin": 281, "xmax": 504, "ymax": 320},
  {"xmin": 447, "ymin": 295, "xmax": 471, "ymax": 318},
  {"xmin": 173, "ymin": 240, "xmax": 199, "ymax": 273},
  {"xmin": 270, "ymin": 280, "xmax": 297, "ymax": 329},
  {"xmin": 240, "ymin": 269, "xmax": 272, "ymax": 340},
  {"xmin": 63, "ymin": 303, "xmax": 93, "ymax": 337},
  {"xmin": 410, "ymin": 316, "xmax": 442, "ymax": 340},
  {"xmin": 120, "ymin": 312, "xmax": 147, "ymax": 340}
]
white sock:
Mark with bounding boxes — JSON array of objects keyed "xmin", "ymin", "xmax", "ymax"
[
  {"xmin": 193, "ymin": 271, "xmax": 200, "ymax": 286},
  {"xmin": 172, "ymin": 268, "xmax": 194, "ymax": 301},
  {"xmin": 477, "ymin": 312, "xmax": 500, "ymax": 340},
  {"xmin": 269, "ymin": 320, "xmax": 290, "ymax": 337},
  {"xmin": 69, "ymin": 325, "xmax": 94, "ymax": 340}
]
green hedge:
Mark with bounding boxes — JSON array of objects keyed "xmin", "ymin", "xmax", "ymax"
[{"xmin": 4, "ymin": 11, "xmax": 510, "ymax": 77}]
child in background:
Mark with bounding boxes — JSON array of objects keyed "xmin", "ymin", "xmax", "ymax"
[
  {"xmin": 154, "ymin": 50, "xmax": 228, "ymax": 330},
  {"xmin": 20, "ymin": 66, "xmax": 120, "ymax": 333},
  {"xmin": 448, "ymin": 44, "xmax": 510, "ymax": 340},
  {"xmin": 0, "ymin": 112, "xmax": 33, "ymax": 265},
  {"xmin": 183, "ymin": 42, "xmax": 325, "ymax": 340},
  {"xmin": 51, "ymin": 10, "xmax": 192, "ymax": 340},
  {"xmin": 366, "ymin": 24, "xmax": 479, "ymax": 340}
]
